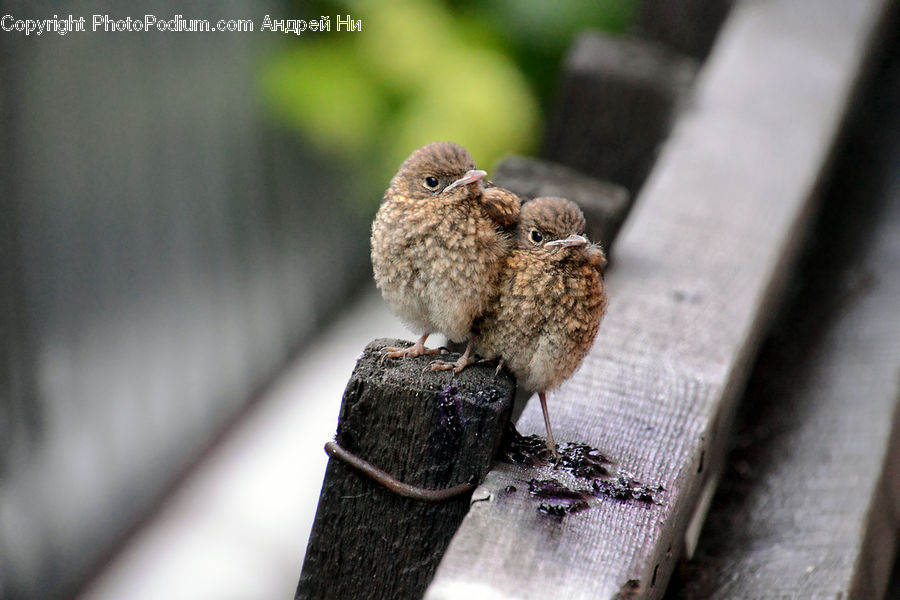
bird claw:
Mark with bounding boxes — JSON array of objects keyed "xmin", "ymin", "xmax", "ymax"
[
  {"xmin": 428, "ymin": 355, "xmax": 475, "ymax": 375},
  {"xmin": 548, "ymin": 444, "xmax": 561, "ymax": 466},
  {"xmin": 380, "ymin": 344, "xmax": 442, "ymax": 362},
  {"xmin": 473, "ymin": 357, "xmax": 506, "ymax": 377},
  {"xmin": 422, "ymin": 362, "xmax": 444, "ymax": 374},
  {"xmin": 425, "ymin": 360, "xmax": 455, "ymax": 374},
  {"xmin": 534, "ymin": 441, "xmax": 561, "ymax": 467}
]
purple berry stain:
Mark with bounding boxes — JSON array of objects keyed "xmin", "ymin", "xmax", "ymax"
[
  {"xmin": 500, "ymin": 423, "xmax": 664, "ymax": 517},
  {"xmin": 438, "ymin": 385, "xmax": 464, "ymax": 438}
]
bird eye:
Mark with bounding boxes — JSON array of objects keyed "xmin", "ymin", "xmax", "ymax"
[
  {"xmin": 529, "ymin": 230, "xmax": 543, "ymax": 244},
  {"xmin": 423, "ymin": 176, "xmax": 440, "ymax": 190}
]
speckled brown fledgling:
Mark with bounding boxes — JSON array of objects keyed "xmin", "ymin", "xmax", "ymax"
[
  {"xmin": 474, "ymin": 197, "xmax": 607, "ymax": 456},
  {"xmin": 371, "ymin": 142, "xmax": 520, "ymax": 371}
]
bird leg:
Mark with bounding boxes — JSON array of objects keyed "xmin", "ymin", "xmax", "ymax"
[
  {"xmin": 429, "ymin": 339, "xmax": 476, "ymax": 374},
  {"xmin": 381, "ymin": 333, "xmax": 441, "ymax": 360},
  {"xmin": 539, "ymin": 392, "xmax": 560, "ymax": 460}
]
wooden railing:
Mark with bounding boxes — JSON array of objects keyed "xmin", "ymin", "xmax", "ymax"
[{"xmin": 297, "ymin": 0, "xmax": 899, "ymax": 598}]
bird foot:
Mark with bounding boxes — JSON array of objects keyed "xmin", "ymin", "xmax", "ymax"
[
  {"xmin": 494, "ymin": 358, "xmax": 506, "ymax": 376},
  {"xmin": 428, "ymin": 354, "xmax": 476, "ymax": 375},
  {"xmin": 380, "ymin": 344, "xmax": 442, "ymax": 361},
  {"xmin": 472, "ymin": 357, "xmax": 505, "ymax": 376},
  {"xmin": 546, "ymin": 442, "xmax": 561, "ymax": 465}
]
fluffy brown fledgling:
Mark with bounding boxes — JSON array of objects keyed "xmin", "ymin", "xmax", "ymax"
[
  {"xmin": 474, "ymin": 197, "xmax": 607, "ymax": 456},
  {"xmin": 371, "ymin": 142, "xmax": 520, "ymax": 371}
]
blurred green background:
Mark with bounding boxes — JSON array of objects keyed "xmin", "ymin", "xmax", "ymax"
[{"xmin": 262, "ymin": 0, "xmax": 634, "ymax": 208}]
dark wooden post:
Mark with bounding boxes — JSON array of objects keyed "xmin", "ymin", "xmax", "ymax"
[
  {"xmin": 637, "ymin": 0, "xmax": 735, "ymax": 59},
  {"xmin": 296, "ymin": 339, "xmax": 515, "ymax": 600},
  {"xmin": 542, "ymin": 32, "xmax": 696, "ymax": 194}
]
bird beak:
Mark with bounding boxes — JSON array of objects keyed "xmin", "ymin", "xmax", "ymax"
[
  {"xmin": 443, "ymin": 169, "xmax": 487, "ymax": 193},
  {"xmin": 545, "ymin": 234, "xmax": 589, "ymax": 248}
]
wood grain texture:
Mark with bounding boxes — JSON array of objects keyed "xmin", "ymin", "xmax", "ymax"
[
  {"xmin": 296, "ymin": 339, "xmax": 514, "ymax": 600},
  {"xmin": 426, "ymin": 1, "xmax": 891, "ymax": 598},
  {"xmin": 674, "ymin": 23, "xmax": 900, "ymax": 598}
]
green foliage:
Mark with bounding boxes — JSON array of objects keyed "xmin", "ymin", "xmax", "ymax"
[
  {"xmin": 260, "ymin": 0, "xmax": 634, "ymax": 209},
  {"xmin": 262, "ymin": 43, "xmax": 387, "ymax": 157}
]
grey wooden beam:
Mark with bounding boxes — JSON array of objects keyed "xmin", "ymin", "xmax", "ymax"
[
  {"xmin": 426, "ymin": 0, "xmax": 893, "ymax": 598},
  {"xmin": 674, "ymin": 26, "xmax": 900, "ymax": 598}
]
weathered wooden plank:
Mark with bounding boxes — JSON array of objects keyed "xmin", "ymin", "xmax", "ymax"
[
  {"xmin": 674, "ymin": 25, "xmax": 900, "ymax": 598},
  {"xmin": 426, "ymin": 1, "xmax": 892, "ymax": 599},
  {"xmin": 296, "ymin": 339, "xmax": 514, "ymax": 600}
]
